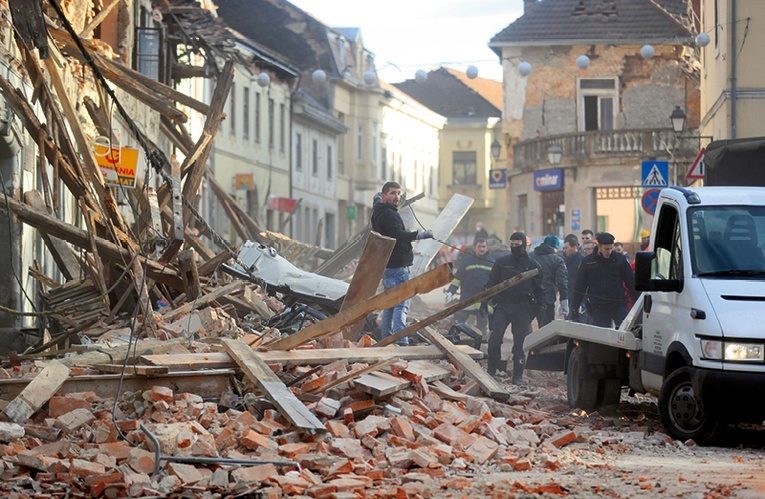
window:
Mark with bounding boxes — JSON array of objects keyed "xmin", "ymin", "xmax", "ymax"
[
  {"xmin": 279, "ymin": 103, "xmax": 285, "ymax": 152},
  {"xmin": 268, "ymin": 98, "xmax": 274, "ymax": 149},
  {"xmin": 327, "ymin": 145, "xmax": 333, "ymax": 179},
  {"xmin": 357, "ymin": 125, "xmax": 363, "ymax": 161},
  {"xmin": 577, "ymin": 78, "xmax": 618, "ymax": 132},
  {"xmin": 255, "ymin": 94, "xmax": 261, "ymax": 142},
  {"xmin": 134, "ymin": 8, "xmax": 162, "ymax": 81},
  {"xmin": 372, "ymin": 123, "xmax": 378, "ymax": 163},
  {"xmin": 295, "ymin": 133, "xmax": 302, "ymax": 171},
  {"xmin": 337, "ymin": 112, "xmax": 345, "ymax": 174},
  {"xmin": 243, "ymin": 87, "xmax": 250, "ymax": 139},
  {"xmin": 452, "ymin": 151, "xmax": 477, "ymax": 185},
  {"xmin": 655, "ymin": 205, "xmax": 682, "ymax": 279},
  {"xmin": 229, "ymin": 83, "xmax": 236, "ymax": 134},
  {"xmin": 312, "ymin": 139, "xmax": 318, "ymax": 176},
  {"xmin": 714, "ymin": 0, "xmax": 720, "ymax": 57},
  {"xmin": 381, "ymin": 147, "xmax": 387, "ymax": 179}
]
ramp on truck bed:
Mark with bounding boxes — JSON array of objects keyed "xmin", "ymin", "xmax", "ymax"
[{"xmin": 523, "ymin": 294, "xmax": 644, "ymax": 372}]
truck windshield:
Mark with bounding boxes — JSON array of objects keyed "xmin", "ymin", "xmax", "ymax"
[{"xmin": 688, "ymin": 206, "xmax": 765, "ymax": 277}]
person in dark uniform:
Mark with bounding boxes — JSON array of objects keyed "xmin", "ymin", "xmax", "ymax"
[
  {"xmin": 530, "ymin": 235, "xmax": 568, "ymax": 327},
  {"xmin": 444, "ymin": 238, "xmax": 494, "ymax": 339},
  {"xmin": 571, "ymin": 232, "xmax": 638, "ymax": 328},
  {"xmin": 480, "ymin": 231, "xmax": 544, "ymax": 385},
  {"xmin": 562, "ymin": 234, "xmax": 584, "ymax": 320}
]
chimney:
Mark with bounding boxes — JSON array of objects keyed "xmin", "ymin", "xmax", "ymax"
[{"xmin": 524, "ymin": 0, "xmax": 538, "ymax": 13}]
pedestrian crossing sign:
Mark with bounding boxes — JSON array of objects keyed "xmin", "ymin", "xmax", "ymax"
[{"xmin": 641, "ymin": 160, "xmax": 669, "ymax": 188}]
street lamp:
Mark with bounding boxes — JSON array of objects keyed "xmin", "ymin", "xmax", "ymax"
[
  {"xmin": 670, "ymin": 106, "xmax": 686, "ymax": 134},
  {"xmin": 491, "ymin": 139, "xmax": 501, "ymax": 160},
  {"xmin": 547, "ymin": 144, "xmax": 563, "ymax": 165}
]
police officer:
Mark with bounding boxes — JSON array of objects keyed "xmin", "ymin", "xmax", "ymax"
[
  {"xmin": 571, "ymin": 232, "xmax": 637, "ymax": 328},
  {"xmin": 530, "ymin": 235, "xmax": 568, "ymax": 327},
  {"xmin": 480, "ymin": 231, "xmax": 544, "ymax": 385}
]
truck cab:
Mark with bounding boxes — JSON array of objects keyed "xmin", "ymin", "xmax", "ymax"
[{"xmin": 635, "ymin": 186, "xmax": 765, "ymax": 442}]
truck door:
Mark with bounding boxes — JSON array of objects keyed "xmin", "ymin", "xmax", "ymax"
[{"xmin": 642, "ymin": 203, "xmax": 685, "ymax": 391}]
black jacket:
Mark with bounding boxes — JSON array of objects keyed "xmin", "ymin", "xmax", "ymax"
[
  {"xmin": 371, "ymin": 202, "xmax": 418, "ymax": 268},
  {"xmin": 564, "ymin": 251, "xmax": 584, "ymax": 304},
  {"xmin": 484, "ymin": 251, "xmax": 544, "ymax": 308},
  {"xmin": 447, "ymin": 253, "xmax": 494, "ymax": 303},
  {"xmin": 530, "ymin": 243, "xmax": 568, "ymax": 305},
  {"xmin": 572, "ymin": 251, "xmax": 637, "ymax": 310}
]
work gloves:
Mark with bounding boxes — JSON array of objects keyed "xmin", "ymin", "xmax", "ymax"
[
  {"xmin": 444, "ymin": 292, "xmax": 454, "ymax": 304},
  {"xmin": 479, "ymin": 301, "xmax": 489, "ymax": 318},
  {"xmin": 417, "ymin": 229, "xmax": 434, "ymax": 240},
  {"xmin": 557, "ymin": 299, "xmax": 569, "ymax": 317}
]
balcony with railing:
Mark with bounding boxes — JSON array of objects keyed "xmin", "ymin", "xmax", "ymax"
[{"xmin": 513, "ymin": 128, "xmax": 702, "ymax": 170}]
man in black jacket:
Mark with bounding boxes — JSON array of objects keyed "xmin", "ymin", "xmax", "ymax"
[
  {"xmin": 530, "ymin": 235, "xmax": 568, "ymax": 327},
  {"xmin": 480, "ymin": 231, "xmax": 544, "ymax": 385},
  {"xmin": 562, "ymin": 234, "xmax": 584, "ymax": 320},
  {"xmin": 371, "ymin": 182, "xmax": 434, "ymax": 344},
  {"xmin": 571, "ymin": 232, "xmax": 638, "ymax": 328}
]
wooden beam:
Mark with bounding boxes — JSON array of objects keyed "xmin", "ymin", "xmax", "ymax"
[
  {"xmin": 206, "ymin": 173, "xmax": 268, "ymax": 245},
  {"xmin": 409, "ymin": 193, "xmax": 473, "ymax": 277},
  {"xmin": 141, "ymin": 344, "xmax": 484, "ymax": 369},
  {"xmin": 222, "ymin": 339, "xmax": 325, "ymax": 434},
  {"xmin": 197, "ymin": 249, "xmax": 233, "ymax": 277},
  {"xmin": 264, "ymin": 263, "xmax": 454, "ymax": 351},
  {"xmin": 2, "ymin": 361, "xmax": 70, "ymax": 424},
  {"xmin": 24, "ymin": 190, "xmax": 81, "ymax": 280},
  {"xmin": 160, "ymin": 281, "xmax": 243, "ymax": 322},
  {"xmin": 341, "ymin": 231, "xmax": 395, "ymax": 341},
  {"xmin": 376, "ymin": 269, "xmax": 539, "ymax": 347},
  {"xmin": 79, "ymin": 0, "xmax": 120, "ymax": 38},
  {"xmin": 422, "ymin": 327, "xmax": 509, "ymax": 401},
  {"xmin": 305, "ymin": 357, "xmax": 396, "ymax": 394},
  {"xmin": 182, "ymin": 60, "xmax": 235, "ymax": 218},
  {"xmin": 93, "ymin": 364, "xmax": 169, "ymax": 376},
  {"xmin": 0, "ymin": 195, "xmax": 183, "ymax": 290},
  {"xmin": 158, "ymin": 157, "xmax": 185, "ymax": 263},
  {"xmin": 354, "ymin": 372, "xmax": 411, "ymax": 398},
  {"xmin": 177, "ymin": 249, "xmax": 200, "ymax": 300},
  {"xmin": 0, "ymin": 369, "xmax": 233, "ymax": 401}
]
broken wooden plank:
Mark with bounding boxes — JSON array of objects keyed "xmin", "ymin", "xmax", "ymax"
[
  {"xmin": 197, "ymin": 249, "xmax": 233, "ymax": 277},
  {"xmin": 92, "ymin": 364, "xmax": 170, "ymax": 376},
  {"xmin": 422, "ymin": 327, "xmax": 509, "ymax": 401},
  {"xmin": 376, "ymin": 269, "xmax": 539, "ymax": 347},
  {"xmin": 409, "ymin": 193, "xmax": 473, "ymax": 277},
  {"xmin": 79, "ymin": 0, "xmax": 120, "ymax": 38},
  {"xmin": 264, "ymin": 263, "xmax": 454, "ymax": 351},
  {"xmin": 341, "ymin": 231, "xmax": 395, "ymax": 341},
  {"xmin": 405, "ymin": 360, "xmax": 451, "ymax": 382},
  {"xmin": 2, "ymin": 361, "xmax": 70, "ymax": 424},
  {"xmin": 0, "ymin": 370, "xmax": 233, "ymax": 401},
  {"xmin": 429, "ymin": 380, "xmax": 470, "ymax": 402},
  {"xmin": 24, "ymin": 190, "xmax": 80, "ymax": 280},
  {"xmin": 305, "ymin": 357, "xmax": 396, "ymax": 394},
  {"xmin": 157, "ymin": 156, "xmax": 185, "ymax": 263},
  {"xmin": 206, "ymin": 172, "xmax": 268, "ymax": 245},
  {"xmin": 177, "ymin": 249, "xmax": 200, "ymax": 300},
  {"xmin": 160, "ymin": 281, "xmax": 243, "ymax": 322},
  {"xmin": 354, "ymin": 372, "xmax": 411, "ymax": 398},
  {"xmin": 222, "ymin": 339, "xmax": 325, "ymax": 434},
  {"xmin": 140, "ymin": 344, "xmax": 484, "ymax": 370}
]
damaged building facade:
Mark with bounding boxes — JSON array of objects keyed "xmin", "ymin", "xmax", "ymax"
[{"xmin": 490, "ymin": 0, "xmax": 704, "ymax": 243}]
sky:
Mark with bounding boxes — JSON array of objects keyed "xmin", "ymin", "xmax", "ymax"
[{"xmin": 288, "ymin": 0, "xmax": 525, "ymax": 83}]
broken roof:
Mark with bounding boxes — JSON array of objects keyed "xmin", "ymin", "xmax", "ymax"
[
  {"xmin": 392, "ymin": 67, "xmax": 501, "ymax": 120},
  {"xmin": 490, "ymin": 0, "xmax": 694, "ymax": 51}
]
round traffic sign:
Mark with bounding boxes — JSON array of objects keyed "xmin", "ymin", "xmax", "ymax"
[{"xmin": 642, "ymin": 188, "xmax": 661, "ymax": 215}]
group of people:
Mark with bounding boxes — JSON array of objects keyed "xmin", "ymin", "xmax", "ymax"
[{"xmin": 370, "ymin": 181, "xmax": 644, "ymax": 386}]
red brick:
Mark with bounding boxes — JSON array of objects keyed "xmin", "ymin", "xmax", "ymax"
[
  {"xmin": 230, "ymin": 463, "xmax": 278, "ymax": 483},
  {"xmin": 167, "ymin": 462, "xmax": 204, "ymax": 484},
  {"xmin": 241, "ymin": 429, "xmax": 278, "ymax": 452},
  {"xmin": 127, "ymin": 448, "xmax": 156, "ymax": 475},
  {"xmin": 548, "ymin": 430, "xmax": 577, "ymax": 448},
  {"xmin": 48, "ymin": 392, "xmax": 97, "ymax": 418},
  {"xmin": 390, "ymin": 417, "xmax": 415, "ymax": 441},
  {"xmin": 70, "ymin": 459, "xmax": 106, "ymax": 478},
  {"xmin": 514, "ymin": 458, "xmax": 532, "ymax": 471},
  {"xmin": 150, "ymin": 386, "xmax": 174, "ymax": 403},
  {"xmin": 432, "ymin": 423, "xmax": 476, "ymax": 450},
  {"xmin": 325, "ymin": 420, "xmax": 350, "ymax": 438}
]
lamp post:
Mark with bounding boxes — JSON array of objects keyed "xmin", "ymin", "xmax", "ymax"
[
  {"xmin": 668, "ymin": 106, "xmax": 714, "ymax": 185},
  {"xmin": 491, "ymin": 139, "xmax": 501, "ymax": 161}
]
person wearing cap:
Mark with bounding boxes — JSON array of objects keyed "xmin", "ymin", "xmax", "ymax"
[
  {"xmin": 571, "ymin": 232, "xmax": 638, "ymax": 328},
  {"xmin": 444, "ymin": 238, "xmax": 495, "ymax": 340},
  {"xmin": 640, "ymin": 229, "xmax": 651, "ymax": 250},
  {"xmin": 371, "ymin": 181, "xmax": 435, "ymax": 345},
  {"xmin": 479, "ymin": 231, "xmax": 544, "ymax": 385},
  {"xmin": 530, "ymin": 235, "xmax": 568, "ymax": 327}
]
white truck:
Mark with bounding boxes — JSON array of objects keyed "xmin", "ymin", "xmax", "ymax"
[{"xmin": 524, "ymin": 184, "xmax": 765, "ymax": 444}]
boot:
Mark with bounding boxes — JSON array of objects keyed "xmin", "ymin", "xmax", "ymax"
[
  {"xmin": 487, "ymin": 357, "xmax": 499, "ymax": 377},
  {"xmin": 512, "ymin": 359, "xmax": 525, "ymax": 386}
]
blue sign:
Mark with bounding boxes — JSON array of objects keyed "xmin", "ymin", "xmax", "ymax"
[
  {"xmin": 533, "ymin": 168, "xmax": 563, "ymax": 191},
  {"xmin": 571, "ymin": 208, "xmax": 581, "ymax": 231},
  {"xmin": 488, "ymin": 168, "xmax": 506, "ymax": 189},
  {"xmin": 642, "ymin": 188, "xmax": 661, "ymax": 215},
  {"xmin": 641, "ymin": 160, "xmax": 669, "ymax": 187}
]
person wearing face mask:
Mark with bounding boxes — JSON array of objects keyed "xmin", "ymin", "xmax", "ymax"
[
  {"xmin": 571, "ymin": 232, "xmax": 638, "ymax": 328},
  {"xmin": 479, "ymin": 231, "xmax": 544, "ymax": 385}
]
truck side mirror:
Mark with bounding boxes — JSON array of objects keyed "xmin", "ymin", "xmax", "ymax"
[{"xmin": 635, "ymin": 251, "xmax": 682, "ymax": 292}]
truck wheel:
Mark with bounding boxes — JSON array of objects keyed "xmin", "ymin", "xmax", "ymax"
[
  {"xmin": 658, "ymin": 367, "xmax": 723, "ymax": 444},
  {"xmin": 600, "ymin": 378, "xmax": 622, "ymax": 407},
  {"xmin": 567, "ymin": 345, "xmax": 599, "ymax": 411}
]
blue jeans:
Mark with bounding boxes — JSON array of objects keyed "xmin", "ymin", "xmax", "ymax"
[{"xmin": 381, "ymin": 266, "xmax": 410, "ymax": 345}]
